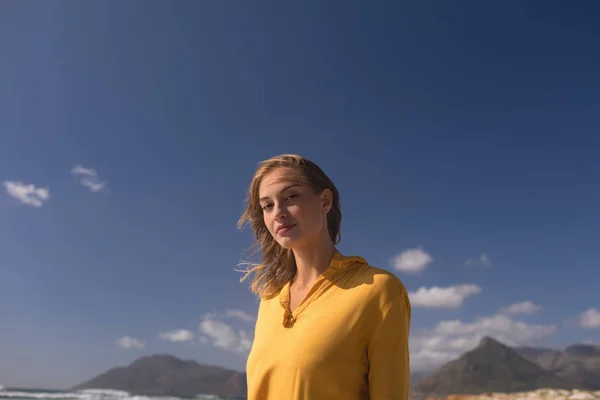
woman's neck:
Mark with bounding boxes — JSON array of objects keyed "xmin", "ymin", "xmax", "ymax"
[{"xmin": 291, "ymin": 236, "xmax": 336, "ymax": 289}]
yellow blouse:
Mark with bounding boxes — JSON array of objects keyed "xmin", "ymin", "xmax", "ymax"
[{"xmin": 246, "ymin": 250, "xmax": 411, "ymax": 400}]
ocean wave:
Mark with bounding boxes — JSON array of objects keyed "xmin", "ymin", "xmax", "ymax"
[
  {"xmin": 0, "ymin": 389, "xmax": 226, "ymax": 400},
  {"xmin": 0, "ymin": 391, "xmax": 80, "ymax": 399}
]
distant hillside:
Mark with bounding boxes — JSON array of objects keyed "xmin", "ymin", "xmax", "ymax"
[
  {"xmin": 516, "ymin": 343, "xmax": 600, "ymax": 390},
  {"xmin": 413, "ymin": 337, "xmax": 574, "ymax": 396},
  {"xmin": 73, "ymin": 340, "xmax": 600, "ymax": 398},
  {"xmin": 72, "ymin": 354, "xmax": 246, "ymax": 398}
]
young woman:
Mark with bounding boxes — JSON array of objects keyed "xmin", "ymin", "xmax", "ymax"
[{"xmin": 238, "ymin": 154, "xmax": 411, "ymax": 400}]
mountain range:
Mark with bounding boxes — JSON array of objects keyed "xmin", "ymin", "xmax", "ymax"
[
  {"xmin": 72, "ymin": 354, "xmax": 247, "ymax": 399},
  {"xmin": 516, "ymin": 343, "xmax": 600, "ymax": 390},
  {"xmin": 73, "ymin": 337, "xmax": 600, "ymax": 398},
  {"xmin": 414, "ymin": 337, "xmax": 568, "ymax": 396}
]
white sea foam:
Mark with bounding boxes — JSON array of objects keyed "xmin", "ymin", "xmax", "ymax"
[
  {"xmin": 0, "ymin": 391, "xmax": 80, "ymax": 399},
  {"xmin": 0, "ymin": 389, "xmax": 227, "ymax": 400},
  {"xmin": 77, "ymin": 390, "xmax": 131, "ymax": 400}
]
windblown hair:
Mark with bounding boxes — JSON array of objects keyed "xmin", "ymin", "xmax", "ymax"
[{"xmin": 237, "ymin": 154, "xmax": 342, "ymax": 299}]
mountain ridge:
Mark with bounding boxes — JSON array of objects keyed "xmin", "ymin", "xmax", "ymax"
[
  {"xmin": 72, "ymin": 354, "xmax": 247, "ymax": 398},
  {"xmin": 515, "ymin": 342, "xmax": 600, "ymax": 390},
  {"xmin": 73, "ymin": 337, "xmax": 600, "ymax": 398},
  {"xmin": 413, "ymin": 336, "xmax": 577, "ymax": 396}
]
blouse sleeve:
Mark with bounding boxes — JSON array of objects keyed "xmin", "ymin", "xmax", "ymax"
[{"xmin": 367, "ymin": 289, "xmax": 412, "ymax": 400}]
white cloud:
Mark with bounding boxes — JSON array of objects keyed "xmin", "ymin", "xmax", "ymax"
[
  {"xmin": 499, "ymin": 300, "xmax": 542, "ymax": 316},
  {"xmin": 199, "ymin": 318, "xmax": 252, "ymax": 354},
  {"xmin": 410, "ymin": 314, "xmax": 557, "ymax": 372},
  {"xmin": 116, "ymin": 336, "xmax": 145, "ymax": 349},
  {"xmin": 392, "ymin": 248, "xmax": 433, "ymax": 274},
  {"xmin": 204, "ymin": 309, "xmax": 256, "ymax": 323},
  {"xmin": 158, "ymin": 329, "xmax": 194, "ymax": 342},
  {"xmin": 3, "ymin": 181, "xmax": 50, "ymax": 207},
  {"xmin": 71, "ymin": 165, "xmax": 107, "ymax": 192},
  {"xmin": 408, "ymin": 284, "xmax": 481, "ymax": 309},
  {"xmin": 199, "ymin": 310, "xmax": 255, "ymax": 354},
  {"xmin": 465, "ymin": 252, "xmax": 492, "ymax": 268},
  {"xmin": 577, "ymin": 308, "xmax": 600, "ymax": 329},
  {"xmin": 223, "ymin": 309, "xmax": 256, "ymax": 322}
]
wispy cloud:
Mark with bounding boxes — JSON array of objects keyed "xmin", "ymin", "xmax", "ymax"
[
  {"xmin": 158, "ymin": 329, "xmax": 194, "ymax": 342},
  {"xmin": 71, "ymin": 165, "xmax": 107, "ymax": 192},
  {"xmin": 410, "ymin": 313, "xmax": 557, "ymax": 371},
  {"xmin": 204, "ymin": 309, "xmax": 256, "ymax": 323},
  {"xmin": 199, "ymin": 310, "xmax": 255, "ymax": 354},
  {"xmin": 391, "ymin": 248, "xmax": 433, "ymax": 274},
  {"xmin": 223, "ymin": 309, "xmax": 256, "ymax": 322},
  {"xmin": 408, "ymin": 284, "xmax": 481, "ymax": 309},
  {"xmin": 498, "ymin": 300, "xmax": 542, "ymax": 316},
  {"xmin": 197, "ymin": 336, "xmax": 210, "ymax": 345},
  {"xmin": 464, "ymin": 252, "xmax": 492, "ymax": 268},
  {"xmin": 116, "ymin": 336, "xmax": 145, "ymax": 349},
  {"xmin": 2, "ymin": 181, "xmax": 50, "ymax": 207}
]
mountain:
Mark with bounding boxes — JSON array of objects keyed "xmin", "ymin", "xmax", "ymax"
[
  {"xmin": 514, "ymin": 346, "xmax": 562, "ymax": 370},
  {"xmin": 72, "ymin": 354, "xmax": 247, "ymax": 398},
  {"xmin": 73, "ymin": 340, "xmax": 600, "ymax": 398},
  {"xmin": 410, "ymin": 371, "xmax": 429, "ymax": 387},
  {"xmin": 516, "ymin": 344, "xmax": 600, "ymax": 390},
  {"xmin": 565, "ymin": 344, "xmax": 600, "ymax": 358},
  {"xmin": 413, "ymin": 337, "xmax": 575, "ymax": 396}
]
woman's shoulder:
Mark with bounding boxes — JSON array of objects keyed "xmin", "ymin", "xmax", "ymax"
[
  {"xmin": 346, "ymin": 260, "xmax": 411, "ymax": 322},
  {"xmin": 362, "ymin": 263, "xmax": 408, "ymax": 302},
  {"xmin": 338, "ymin": 252, "xmax": 406, "ymax": 293},
  {"xmin": 339, "ymin": 252, "xmax": 408, "ymax": 309}
]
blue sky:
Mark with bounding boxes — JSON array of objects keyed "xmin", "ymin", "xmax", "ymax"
[{"xmin": 1, "ymin": 0, "xmax": 600, "ymax": 390}]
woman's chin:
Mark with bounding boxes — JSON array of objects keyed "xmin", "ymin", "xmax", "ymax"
[
  {"xmin": 276, "ymin": 235, "xmax": 303, "ymax": 250},
  {"xmin": 276, "ymin": 239, "xmax": 296, "ymax": 249}
]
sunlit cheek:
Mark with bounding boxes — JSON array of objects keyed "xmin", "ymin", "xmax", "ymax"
[{"xmin": 287, "ymin": 204, "xmax": 299, "ymax": 216}]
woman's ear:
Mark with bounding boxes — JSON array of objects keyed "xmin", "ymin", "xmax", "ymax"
[{"xmin": 321, "ymin": 188, "xmax": 333, "ymax": 213}]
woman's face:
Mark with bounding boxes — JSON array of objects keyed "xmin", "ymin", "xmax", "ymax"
[{"xmin": 258, "ymin": 167, "xmax": 331, "ymax": 250}]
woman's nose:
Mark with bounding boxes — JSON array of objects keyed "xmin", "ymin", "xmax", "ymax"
[{"xmin": 274, "ymin": 203, "xmax": 288, "ymax": 219}]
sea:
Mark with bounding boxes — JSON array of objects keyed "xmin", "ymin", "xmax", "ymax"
[{"xmin": 0, "ymin": 387, "xmax": 233, "ymax": 400}]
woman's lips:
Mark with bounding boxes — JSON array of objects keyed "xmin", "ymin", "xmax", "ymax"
[{"xmin": 277, "ymin": 224, "xmax": 296, "ymax": 234}]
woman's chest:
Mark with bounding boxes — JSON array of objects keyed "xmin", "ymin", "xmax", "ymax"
[
  {"xmin": 289, "ymin": 285, "xmax": 311, "ymax": 313},
  {"xmin": 249, "ymin": 295, "xmax": 370, "ymax": 374}
]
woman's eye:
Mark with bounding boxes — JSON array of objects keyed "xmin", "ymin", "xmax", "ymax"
[{"xmin": 262, "ymin": 195, "xmax": 296, "ymax": 211}]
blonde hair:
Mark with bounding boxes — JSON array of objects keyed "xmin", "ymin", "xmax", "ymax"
[{"xmin": 237, "ymin": 154, "xmax": 342, "ymax": 299}]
